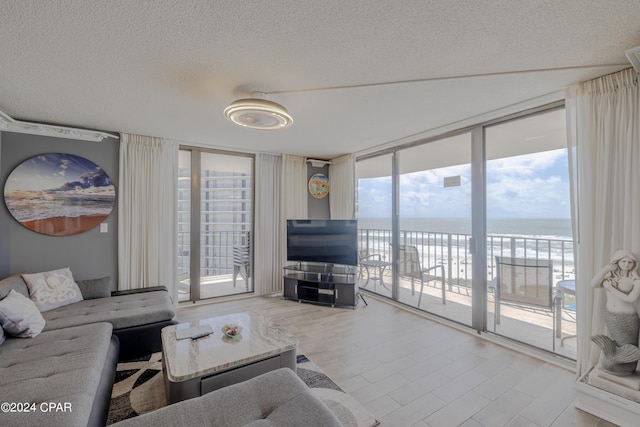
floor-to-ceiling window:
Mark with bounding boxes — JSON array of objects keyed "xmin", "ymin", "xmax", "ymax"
[
  {"xmin": 356, "ymin": 104, "xmax": 576, "ymax": 359},
  {"xmin": 356, "ymin": 154, "xmax": 393, "ymax": 297},
  {"xmin": 397, "ymin": 133, "xmax": 473, "ymax": 326},
  {"xmin": 485, "ymin": 108, "xmax": 575, "ymax": 357},
  {"xmin": 177, "ymin": 148, "xmax": 254, "ymax": 302}
]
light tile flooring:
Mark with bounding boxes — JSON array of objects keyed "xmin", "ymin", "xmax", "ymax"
[
  {"xmin": 368, "ymin": 277, "xmax": 578, "ymax": 360},
  {"xmin": 182, "ymin": 273, "xmax": 578, "ymax": 359},
  {"xmin": 176, "ymin": 294, "xmax": 615, "ymax": 427}
]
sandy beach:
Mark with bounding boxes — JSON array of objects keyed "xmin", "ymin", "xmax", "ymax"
[{"xmin": 21, "ymin": 214, "xmax": 108, "ymax": 236}]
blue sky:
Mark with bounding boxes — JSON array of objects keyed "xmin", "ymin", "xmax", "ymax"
[
  {"xmin": 357, "ymin": 148, "xmax": 571, "ymax": 219},
  {"xmin": 4, "ymin": 153, "xmax": 112, "ymax": 193}
]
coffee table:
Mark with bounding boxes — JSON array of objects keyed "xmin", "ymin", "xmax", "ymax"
[{"xmin": 161, "ymin": 312, "xmax": 298, "ymax": 403}]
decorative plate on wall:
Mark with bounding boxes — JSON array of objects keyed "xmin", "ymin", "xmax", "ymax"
[
  {"xmin": 3, "ymin": 153, "xmax": 116, "ymax": 236},
  {"xmin": 308, "ymin": 173, "xmax": 329, "ymax": 199}
]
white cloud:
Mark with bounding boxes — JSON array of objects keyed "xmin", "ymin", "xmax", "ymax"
[
  {"xmin": 489, "ymin": 149, "xmax": 565, "ymax": 177},
  {"xmin": 358, "ymin": 149, "xmax": 570, "ymax": 219}
]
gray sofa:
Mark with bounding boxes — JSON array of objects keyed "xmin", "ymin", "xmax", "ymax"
[
  {"xmin": 0, "ymin": 273, "xmax": 177, "ymax": 427},
  {"xmin": 112, "ymin": 368, "xmax": 342, "ymax": 427},
  {"xmin": 0, "ymin": 322, "xmax": 119, "ymax": 427},
  {"xmin": 1, "ymin": 274, "xmax": 177, "ymax": 360}
]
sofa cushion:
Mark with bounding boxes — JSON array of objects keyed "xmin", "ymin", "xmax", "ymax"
[
  {"xmin": 0, "ymin": 274, "xmax": 30, "ymax": 299},
  {"xmin": 111, "ymin": 368, "xmax": 342, "ymax": 427},
  {"xmin": 76, "ymin": 276, "xmax": 112, "ymax": 299},
  {"xmin": 0, "ymin": 289, "xmax": 46, "ymax": 337},
  {"xmin": 23, "ymin": 267, "xmax": 84, "ymax": 312},
  {"xmin": 42, "ymin": 290, "xmax": 175, "ymax": 331},
  {"xmin": 0, "ymin": 322, "xmax": 114, "ymax": 427}
]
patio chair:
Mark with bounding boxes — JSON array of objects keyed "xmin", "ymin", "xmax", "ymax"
[
  {"xmin": 492, "ymin": 256, "xmax": 557, "ymax": 344},
  {"xmin": 233, "ymin": 234, "xmax": 251, "ymax": 291},
  {"xmin": 398, "ymin": 245, "xmax": 446, "ymax": 305},
  {"xmin": 556, "ymin": 279, "xmax": 577, "ymax": 346}
]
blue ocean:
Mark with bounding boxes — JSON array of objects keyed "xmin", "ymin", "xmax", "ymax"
[{"xmin": 357, "ymin": 217, "xmax": 572, "ymax": 240}]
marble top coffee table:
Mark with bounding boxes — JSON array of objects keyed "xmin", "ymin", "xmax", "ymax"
[{"xmin": 161, "ymin": 312, "xmax": 298, "ymax": 403}]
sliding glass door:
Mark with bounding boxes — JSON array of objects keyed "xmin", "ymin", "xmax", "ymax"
[
  {"xmin": 397, "ymin": 133, "xmax": 473, "ymax": 326},
  {"xmin": 356, "ymin": 154, "xmax": 393, "ymax": 298},
  {"xmin": 485, "ymin": 108, "xmax": 575, "ymax": 357},
  {"xmin": 177, "ymin": 149, "xmax": 254, "ymax": 302},
  {"xmin": 356, "ymin": 105, "xmax": 576, "ymax": 359},
  {"xmin": 356, "ymin": 136, "xmax": 474, "ymax": 327}
]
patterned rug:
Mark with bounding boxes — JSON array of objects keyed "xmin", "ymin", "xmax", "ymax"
[{"xmin": 106, "ymin": 352, "xmax": 378, "ymax": 427}]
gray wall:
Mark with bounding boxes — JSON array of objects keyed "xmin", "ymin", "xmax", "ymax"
[
  {"xmin": 0, "ymin": 132, "xmax": 7, "ymax": 277},
  {"xmin": 307, "ymin": 164, "xmax": 330, "ymax": 219},
  {"xmin": 0, "ymin": 132, "xmax": 119, "ymax": 285}
]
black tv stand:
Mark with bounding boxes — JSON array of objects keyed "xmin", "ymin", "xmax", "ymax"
[{"xmin": 283, "ymin": 263, "xmax": 358, "ymax": 308}]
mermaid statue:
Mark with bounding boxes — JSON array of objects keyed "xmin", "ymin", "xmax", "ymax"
[{"xmin": 590, "ymin": 249, "xmax": 640, "ymax": 375}]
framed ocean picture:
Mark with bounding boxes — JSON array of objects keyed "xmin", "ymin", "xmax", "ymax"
[
  {"xmin": 3, "ymin": 153, "xmax": 116, "ymax": 236},
  {"xmin": 308, "ymin": 173, "xmax": 329, "ymax": 199}
]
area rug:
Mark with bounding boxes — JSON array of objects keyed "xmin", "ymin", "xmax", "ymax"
[{"xmin": 106, "ymin": 352, "xmax": 378, "ymax": 427}]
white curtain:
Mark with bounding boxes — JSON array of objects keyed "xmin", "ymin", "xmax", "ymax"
[
  {"xmin": 118, "ymin": 133, "xmax": 179, "ymax": 304},
  {"xmin": 254, "ymin": 153, "xmax": 283, "ymax": 295},
  {"xmin": 281, "ymin": 155, "xmax": 308, "ymax": 280},
  {"xmin": 282, "ymin": 155, "xmax": 308, "ymax": 221},
  {"xmin": 329, "ymin": 154, "xmax": 355, "ymax": 219},
  {"xmin": 565, "ymin": 68, "xmax": 640, "ymax": 376}
]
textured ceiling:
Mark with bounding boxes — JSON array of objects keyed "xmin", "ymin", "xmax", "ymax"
[{"xmin": 0, "ymin": 1, "xmax": 638, "ymax": 158}]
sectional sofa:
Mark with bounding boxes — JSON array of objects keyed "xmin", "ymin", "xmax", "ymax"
[
  {"xmin": 0, "ymin": 271, "xmax": 176, "ymax": 427},
  {"xmin": 0, "ymin": 270, "xmax": 342, "ymax": 427}
]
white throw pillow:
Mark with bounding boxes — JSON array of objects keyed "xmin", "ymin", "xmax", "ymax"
[
  {"xmin": 23, "ymin": 267, "xmax": 84, "ymax": 312},
  {"xmin": 0, "ymin": 289, "xmax": 46, "ymax": 337}
]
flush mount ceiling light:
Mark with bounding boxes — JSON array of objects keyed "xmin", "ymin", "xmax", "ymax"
[{"xmin": 224, "ymin": 98, "xmax": 293, "ymax": 130}]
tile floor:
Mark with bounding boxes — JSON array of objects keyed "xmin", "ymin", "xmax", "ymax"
[{"xmin": 176, "ymin": 293, "xmax": 615, "ymax": 427}]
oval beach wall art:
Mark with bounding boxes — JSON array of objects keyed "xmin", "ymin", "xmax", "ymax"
[
  {"xmin": 3, "ymin": 153, "xmax": 115, "ymax": 236},
  {"xmin": 308, "ymin": 173, "xmax": 329, "ymax": 199}
]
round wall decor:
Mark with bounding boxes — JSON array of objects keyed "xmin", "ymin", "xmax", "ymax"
[
  {"xmin": 308, "ymin": 173, "xmax": 329, "ymax": 199},
  {"xmin": 3, "ymin": 153, "xmax": 116, "ymax": 236}
]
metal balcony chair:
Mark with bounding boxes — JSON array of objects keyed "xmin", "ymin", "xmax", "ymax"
[
  {"xmin": 491, "ymin": 256, "xmax": 557, "ymax": 349},
  {"xmin": 555, "ymin": 279, "xmax": 576, "ymax": 346},
  {"xmin": 232, "ymin": 235, "xmax": 251, "ymax": 291},
  {"xmin": 398, "ymin": 245, "xmax": 446, "ymax": 306}
]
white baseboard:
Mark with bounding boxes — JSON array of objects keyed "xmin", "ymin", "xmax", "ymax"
[{"xmin": 576, "ymin": 367, "xmax": 640, "ymax": 427}]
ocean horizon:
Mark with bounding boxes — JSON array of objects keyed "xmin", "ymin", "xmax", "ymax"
[{"xmin": 357, "ymin": 217, "xmax": 573, "ymax": 240}]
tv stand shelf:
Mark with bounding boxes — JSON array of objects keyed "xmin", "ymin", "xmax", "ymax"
[{"xmin": 283, "ymin": 263, "xmax": 358, "ymax": 308}]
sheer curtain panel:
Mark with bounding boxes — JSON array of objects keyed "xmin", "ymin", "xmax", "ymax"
[
  {"xmin": 254, "ymin": 154, "xmax": 283, "ymax": 295},
  {"xmin": 566, "ymin": 68, "xmax": 640, "ymax": 376},
  {"xmin": 118, "ymin": 133, "xmax": 179, "ymax": 303},
  {"xmin": 329, "ymin": 154, "xmax": 355, "ymax": 219},
  {"xmin": 282, "ymin": 155, "xmax": 308, "ymax": 221}
]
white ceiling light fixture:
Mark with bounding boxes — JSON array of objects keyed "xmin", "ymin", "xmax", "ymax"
[{"xmin": 224, "ymin": 97, "xmax": 293, "ymax": 130}]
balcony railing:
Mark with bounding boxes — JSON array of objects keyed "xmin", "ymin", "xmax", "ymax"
[
  {"xmin": 177, "ymin": 230, "xmax": 250, "ymax": 277},
  {"xmin": 179, "ymin": 228, "xmax": 574, "ymax": 288},
  {"xmin": 357, "ymin": 228, "xmax": 574, "ymax": 288}
]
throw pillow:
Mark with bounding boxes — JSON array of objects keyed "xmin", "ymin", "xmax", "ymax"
[
  {"xmin": 0, "ymin": 289, "xmax": 46, "ymax": 337},
  {"xmin": 0, "ymin": 274, "xmax": 30, "ymax": 299},
  {"xmin": 22, "ymin": 267, "xmax": 84, "ymax": 312},
  {"xmin": 76, "ymin": 276, "xmax": 112, "ymax": 300}
]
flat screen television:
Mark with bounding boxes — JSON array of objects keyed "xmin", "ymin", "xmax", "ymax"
[{"xmin": 287, "ymin": 219, "xmax": 358, "ymax": 266}]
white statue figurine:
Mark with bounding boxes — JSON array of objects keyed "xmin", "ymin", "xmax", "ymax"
[{"xmin": 590, "ymin": 249, "xmax": 640, "ymax": 375}]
